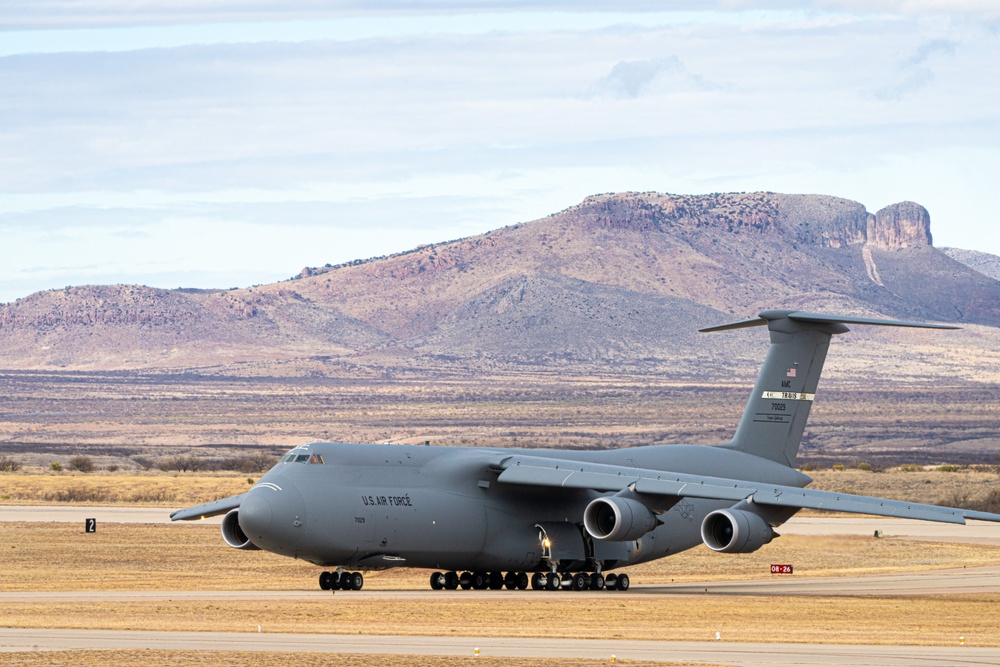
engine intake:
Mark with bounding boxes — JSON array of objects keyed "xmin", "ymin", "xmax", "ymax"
[
  {"xmin": 700, "ymin": 508, "xmax": 774, "ymax": 553},
  {"xmin": 583, "ymin": 495, "xmax": 657, "ymax": 541},
  {"xmin": 221, "ymin": 508, "xmax": 260, "ymax": 550}
]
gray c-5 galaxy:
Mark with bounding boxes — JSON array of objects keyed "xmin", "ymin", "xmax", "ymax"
[{"xmin": 172, "ymin": 310, "xmax": 1000, "ymax": 592}]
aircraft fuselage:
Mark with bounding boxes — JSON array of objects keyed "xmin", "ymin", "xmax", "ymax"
[{"xmin": 237, "ymin": 441, "xmax": 810, "ymax": 573}]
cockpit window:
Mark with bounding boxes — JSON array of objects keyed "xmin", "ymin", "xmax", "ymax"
[
  {"xmin": 310, "ymin": 454, "xmax": 325, "ymax": 464},
  {"xmin": 294, "ymin": 454, "xmax": 310, "ymax": 463},
  {"xmin": 282, "ymin": 454, "xmax": 295, "ymax": 463}
]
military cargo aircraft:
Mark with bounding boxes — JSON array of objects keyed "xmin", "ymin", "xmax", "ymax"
[{"xmin": 172, "ymin": 310, "xmax": 1000, "ymax": 592}]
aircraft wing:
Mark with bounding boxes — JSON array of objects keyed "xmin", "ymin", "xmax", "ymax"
[
  {"xmin": 170, "ymin": 493, "xmax": 245, "ymax": 521},
  {"xmin": 493, "ymin": 455, "xmax": 1000, "ymax": 525}
]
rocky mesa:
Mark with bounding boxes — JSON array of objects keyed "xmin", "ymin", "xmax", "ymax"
[{"xmin": 0, "ymin": 191, "xmax": 997, "ymax": 374}]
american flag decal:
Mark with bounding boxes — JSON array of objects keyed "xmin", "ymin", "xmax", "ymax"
[{"xmin": 787, "ymin": 368, "xmax": 797, "ymax": 378}]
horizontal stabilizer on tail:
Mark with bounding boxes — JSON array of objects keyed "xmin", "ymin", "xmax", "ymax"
[{"xmin": 700, "ymin": 310, "xmax": 960, "ymax": 333}]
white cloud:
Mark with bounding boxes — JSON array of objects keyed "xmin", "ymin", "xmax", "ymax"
[{"xmin": 0, "ymin": 6, "xmax": 998, "ymax": 302}]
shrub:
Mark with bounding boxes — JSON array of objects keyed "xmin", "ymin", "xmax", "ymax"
[
  {"xmin": 246, "ymin": 451, "xmax": 279, "ymax": 472},
  {"xmin": 68, "ymin": 455, "xmax": 95, "ymax": 472},
  {"xmin": 131, "ymin": 456, "xmax": 156, "ymax": 471},
  {"xmin": 218, "ymin": 453, "xmax": 279, "ymax": 473},
  {"xmin": 158, "ymin": 455, "xmax": 205, "ymax": 472},
  {"xmin": 856, "ymin": 462, "xmax": 873, "ymax": 472},
  {"xmin": 939, "ymin": 491, "xmax": 972, "ymax": 508},
  {"xmin": 50, "ymin": 461, "xmax": 62, "ymax": 472},
  {"xmin": 975, "ymin": 489, "xmax": 1000, "ymax": 514},
  {"xmin": 898, "ymin": 464, "xmax": 923, "ymax": 472},
  {"xmin": 936, "ymin": 464, "xmax": 961, "ymax": 473},
  {"xmin": 831, "ymin": 464, "xmax": 845, "ymax": 471},
  {"xmin": 0, "ymin": 455, "xmax": 21, "ymax": 472},
  {"xmin": 939, "ymin": 489, "xmax": 1000, "ymax": 514}
]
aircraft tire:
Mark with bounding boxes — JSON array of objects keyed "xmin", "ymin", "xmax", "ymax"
[
  {"xmin": 546, "ymin": 574, "xmax": 561, "ymax": 591},
  {"xmin": 503, "ymin": 571, "xmax": 517, "ymax": 590},
  {"xmin": 530, "ymin": 572, "xmax": 545, "ymax": 590},
  {"xmin": 472, "ymin": 571, "xmax": 488, "ymax": 590},
  {"xmin": 444, "ymin": 571, "xmax": 459, "ymax": 590},
  {"xmin": 604, "ymin": 573, "xmax": 617, "ymax": 590},
  {"xmin": 430, "ymin": 572, "xmax": 445, "ymax": 590},
  {"xmin": 489, "ymin": 571, "xmax": 504, "ymax": 590},
  {"xmin": 319, "ymin": 571, "xmax": 332, "ymax": 591},
  {"xmin": 459, "ymin": 572, "xmax": 473, "ymax": 590},
  {"xmin": 515, "ymin": 572, "xmax": 529, "ymax": 590},
  {"xmin": 615, "ymin": 573, "xmax": 630, "ymax": 591},
  {"xmin": 590, "ymin": 573, "xmax": 605, "ymax": 590},
  {"xmin": 348, "ymin": 572, "xmax": 364, "ymax": 591},
  {"xmin": 571, "ymin": 572, "xmax": 588, "ymax": 591}
]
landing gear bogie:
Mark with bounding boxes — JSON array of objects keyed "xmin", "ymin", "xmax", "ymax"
[
  {"xmin": 424, "ymin": 570, "xmax": 631, "ymax": 592},
  {"xmin": 318, "ymin": 570, "xmax": 363, "ymax": 591}
]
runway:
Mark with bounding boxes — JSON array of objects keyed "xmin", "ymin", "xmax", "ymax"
[{"xmin": 1, "ymin": 628, "xmax": 997, "ymax": 666}]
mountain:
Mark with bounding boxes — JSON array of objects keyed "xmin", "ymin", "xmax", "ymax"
[
  {"xmin": 941, "ymin": 248, "xmax": 1000, "ymax": 281},
  {"xmin": 1, "ymin": 191, "xmax": 999, "ymax": 375}
]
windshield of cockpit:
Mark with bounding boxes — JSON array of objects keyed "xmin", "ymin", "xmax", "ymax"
[{"xmin": 280, "ymin": 450, "xmax": 325, "ymax": 465}]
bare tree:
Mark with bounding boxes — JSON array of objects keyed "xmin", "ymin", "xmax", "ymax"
[{"xmin": 68, "ymin": 455, "xmax": 95, "ymax": 472}]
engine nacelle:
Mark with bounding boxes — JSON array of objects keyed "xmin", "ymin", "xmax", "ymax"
[
  {"xmin": 221, "ymin": 508, "xmax": 260, "ymax": 550},
  {"xmin": 583, "ymin": 495, "xmax": 657, "ymax": 541},
  {"xmin": 700, "ymin": 508, "xmax": 774, "ymax": 553}
]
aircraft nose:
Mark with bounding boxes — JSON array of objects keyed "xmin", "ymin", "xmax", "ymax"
[{"xmin": 238, "ymin": 477, "xmax": 307, "ymax": 552}]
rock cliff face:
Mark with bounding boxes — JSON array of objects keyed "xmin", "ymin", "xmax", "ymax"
[
  {"xmin": 773, "ymin": 194, "xmax": 870, "ymax": 248},
  {"xmin": 868, "ymin": 202, "xmax": 933, "ymax": 250},
  {"xmin": 570, "ymin": 193, "xmax": 934, "ymax": 251}
]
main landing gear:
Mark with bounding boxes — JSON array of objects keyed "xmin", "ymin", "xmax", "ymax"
[
  {"xmin": 428, "ymin": 570, "xmax": 629, "ymax": 592},
  {"xmin": 319, "ymin": 570, "xmax": 364, "ymax": 591}
]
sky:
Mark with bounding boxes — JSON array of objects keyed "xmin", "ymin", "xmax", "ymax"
[{"xmin": 1, "ymin": 1, "xmax": 999, "ymax": 304}]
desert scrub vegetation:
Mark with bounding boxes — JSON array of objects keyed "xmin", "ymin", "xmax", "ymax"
[
  {"xmin": 130, "ymin": 452, "xmax": 278, "ymax": 473},
  {"xmin": 807, "ymin": 467, "xmax": 1000, "ymax": 511},
  {"xmin": 68, "ymin": 455, "xmax": 95, "ymax": 472},
  {"xmin": 0, "ymin": 454, "xmax": 21, "ymax": 471},
  {"xmin": 0, "ymin": 473, "xmax": 250, "ymax": 505}
]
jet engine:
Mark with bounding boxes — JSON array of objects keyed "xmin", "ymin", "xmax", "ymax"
[
  {"xmin": 583, "ymin": 495, "xmax": 657, "ymax": 541},
  {"xmin": 221, "ymin": 508, "xmax": 260, "ymax": 550},
  {"xmin": 700, "ymin": 508, "xmax": 774, "ymax": 553}
]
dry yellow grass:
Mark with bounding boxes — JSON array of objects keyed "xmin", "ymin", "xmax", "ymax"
[
  {"xmin": 3, "ymin": 523, "xmax": 999, "ymax": 593},
  {"xmin": 0, "ymin": 472, "xmax": 250, "ymax": 506},
  {"xmin": 4, "ymin": 595, "xmax": 999, "ymax": 647},
  {"xmin": 2, "ymin": 464, "xmax": 997, "ymax": 509},
  {"xmin": 0, "ymin": 651, "xmax": 693, "ymax": 667},
  {"xmin": 807, "ymin": 468, "xmax": 999, "ymax": 507}
]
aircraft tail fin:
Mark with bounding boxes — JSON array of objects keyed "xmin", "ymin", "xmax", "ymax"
[{"xmin": 701, "ymin": 310, "xmax": 958, "ymax": 467}]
